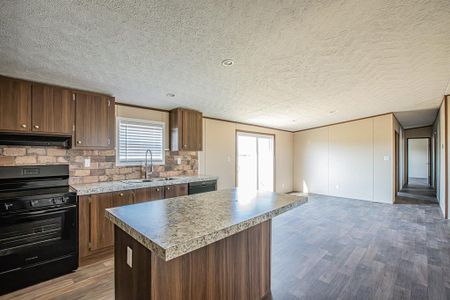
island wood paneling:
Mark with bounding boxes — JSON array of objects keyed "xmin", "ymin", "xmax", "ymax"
[{"xmin": 114, "ymin": 220, "xmax": 272, "ymax": 300}]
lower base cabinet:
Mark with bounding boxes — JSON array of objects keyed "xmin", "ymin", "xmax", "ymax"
[{"xmin": 78, "ymin": 184, "xmax": 188, "ymax": 265}]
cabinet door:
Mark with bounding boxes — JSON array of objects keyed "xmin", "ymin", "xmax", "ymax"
[
  {"xmin": 90, "ymin": 190, "xmax": 133, "ymax": 251},
  {"xmin": 31, "ymin": 84, "xmax": 74, "ymax": 134},
  {"xmin": 195, "ymin": 111, "xmax": 203, "ymax": 150},
  {"xmin": 134, "ymin": 187, "xmax": 164, "ymax": 203},
  {"xmin": 0, "ymin": 77, "xmax": 31, "ymax": 132},
  {"xmin": 181, "ymin": 109, "xmax": 202, "ymax": 151},
  {"xmin": 164, "ymin": 184, "xmax": 188, "ymax": 199},
  {"xmin": 182, "ymin": 110, "xmax": 194, "ymax": 150},
  {"xmin": 74, "ymin": 92, "xmax": 114, "ymax": 148}
]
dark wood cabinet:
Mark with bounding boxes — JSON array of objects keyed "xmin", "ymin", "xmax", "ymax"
[
  {"xmin": 134, "ymin": 186, "xmax": 164, "ymax": 203},
  {"xmin": 31, "ymin": 84, "xmax": 74, "ymax": 134},
  {"xmin": 0, "ymin": 77, "xmax": 31, "ymax": 132},
  {"xmin": 88, "ymin": 190, "xmax": 134, "ymax": 252},
  {"xmin": 73, "ymin": 92, "xmax": 115, "ymax": 149},
  {"xmin": 170, "ymin": 108, "xmax": 202, "ymax": 151},
  {"xmin": 79, "ymin": 183, "xmax": 188, "ymax": 265},
  {"xmin": 0, "ymin": 76, "xmax": 115, "ymax": 148},
  {"xmin": 164, "ymin": 184, "xmax": 188, "ymax": 198}
]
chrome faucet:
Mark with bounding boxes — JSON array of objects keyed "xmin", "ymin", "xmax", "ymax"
[{"xmin": 145, "ymin": 149, "xmax": 153, "ymax": 179}]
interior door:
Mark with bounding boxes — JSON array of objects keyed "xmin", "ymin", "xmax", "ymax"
[
  {"xmin": 0, "ymin": 77, "xmax": 31, "ymax": 132},
  {"xmin": 31, "ymin": 84, "xmax": 74, "ymax": 134},
  {"xmin": 236, "ymin": 132, "xmax": 274, "ymax": 191}
]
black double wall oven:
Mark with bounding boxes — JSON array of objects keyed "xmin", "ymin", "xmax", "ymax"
[{"xmin": 0, "ymin": 165, "xmax": 78, "ymax": 295}]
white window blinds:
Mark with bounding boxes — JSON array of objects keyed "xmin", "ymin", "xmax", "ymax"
[{"xmin": 117, "ymin": 118, "xmax": 165, "ymax": 165}]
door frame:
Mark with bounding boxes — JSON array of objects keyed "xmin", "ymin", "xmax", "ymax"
[
  {"xmin": 394, "ymin": 131, "xmax": 400, "ymax": 194},
  {"xmin": 235, "ymin": 130, "xmax": 276, "ymax": 191},
  {"xmin": 406, "ymin": 137, "xmax": 431, "ymax": 186}
]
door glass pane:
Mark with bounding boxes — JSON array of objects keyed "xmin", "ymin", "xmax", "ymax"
[
  {"xmin": 237, "ymin": 133, "xmax": 274, "ymax": 191},
  {"xmin": 258, "ymin": 137, "xmax": 274, "ymax": 192},
  {"xmin": 237, "ymin": 135, "xmax": 257, "ymax": 190}
]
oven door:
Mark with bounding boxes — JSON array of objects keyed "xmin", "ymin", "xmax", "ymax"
[{"xmin": 0, "ymin": 205, "xmax": 77, "ymax": 274}]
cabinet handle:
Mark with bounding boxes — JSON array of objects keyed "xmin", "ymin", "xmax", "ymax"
[
  {"xmin": 34, "ymin": 125, "xmax": 40, "ymax": 129},
  {"xmin": 77, "ymin": 141, "xmax": 82, "ymax": 144},
  {"xmin": 119, "ymin": 193, "xmax": 124, "ymax": 197},
  {"xmin": 21, "ymin": 124, "xmax": 27, "ymax": 128}
]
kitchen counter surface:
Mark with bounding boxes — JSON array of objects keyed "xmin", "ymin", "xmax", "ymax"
[
  {"xmin": 105, "ymin": 188, "xmax": 307, "ymax": 261},
  {"xmin": 71, "ymin": 175, "xmax": 218, "ymax": 195}
]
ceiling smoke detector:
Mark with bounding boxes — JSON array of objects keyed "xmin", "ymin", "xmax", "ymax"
[{"xmin": 221, "ymin": 59, "xmax": 234, "ymax": 67}]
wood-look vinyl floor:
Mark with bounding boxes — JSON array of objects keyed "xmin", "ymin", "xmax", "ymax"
[{"xmin": 2, "ymin": 194, "xmax": 450, "ymax": 300}]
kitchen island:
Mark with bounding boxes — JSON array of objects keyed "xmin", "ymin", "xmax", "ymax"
[{"xmin": 105, "ymin": 188, "xmax": 307, "ymax": 300}]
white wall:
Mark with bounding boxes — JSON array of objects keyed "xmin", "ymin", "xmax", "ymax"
[
  {"xmin": 408, "ymin": 139, "xmax": 429, "ymax": 179},
  {"xmin": 294, "ymin": 114, "xmax": 394, "ymax": 203},
  {"xmin": 198, "ymin": 119, "xmax": 293, "ymax": 193}
]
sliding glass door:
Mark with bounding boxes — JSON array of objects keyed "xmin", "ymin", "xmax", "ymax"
[{"xmin": 236, "ymin": 131, "xmax": 274, "ymax": 191}]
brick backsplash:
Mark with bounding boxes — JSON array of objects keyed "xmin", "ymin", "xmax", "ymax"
[{"xmin": 0, "ymin": 146, "xmax": 198, "ymax": 185}]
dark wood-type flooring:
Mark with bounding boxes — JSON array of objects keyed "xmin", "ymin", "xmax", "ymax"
[{"xmin": 2, "ymin": 194, "xmax": 450, "ymax": 300}]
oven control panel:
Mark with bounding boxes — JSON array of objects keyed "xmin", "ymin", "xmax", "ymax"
[{"xmin": 1, "ymin": 193, "xmax": 76, "ymax": 214}]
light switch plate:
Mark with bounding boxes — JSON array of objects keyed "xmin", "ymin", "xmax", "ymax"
[
  {"xmin": 84, "ymin": 158, "xmax": 91, "ymax": 168},
  {"xmin": 127, "ymin": 246, "xmax": 132, "ymax": 268},
  {"xmin": 176, "ymin": 157, "xmax": 181, "ymax": 165}
]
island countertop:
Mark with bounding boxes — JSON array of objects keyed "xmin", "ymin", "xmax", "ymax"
[{"xmin": 105, "ymin": 188, "xmax": 307, "ymax": 261}]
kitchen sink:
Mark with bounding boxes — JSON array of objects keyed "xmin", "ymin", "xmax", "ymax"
[
  {"xmin": 121, "ymin": 177, "xmax": 178, "ymax": 184},
  {"xmin": 121, "ymin": 179, "xmax": 154, "ymax": 183}
]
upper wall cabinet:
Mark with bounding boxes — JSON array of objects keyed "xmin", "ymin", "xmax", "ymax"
[
  {"xmin": 170, "ymin": 108, "xmax": 202, "ymax": 151},
  {"xmin": 31, "ymin": 84, "xmax": 74, "ymax": 135},
  {"xmin": 0, "ymin": 77, "xmax": 31, "ymax": 132},
  {"xmin": 73, "ymin": 91, "xmax": 115, "ymax": 149}
]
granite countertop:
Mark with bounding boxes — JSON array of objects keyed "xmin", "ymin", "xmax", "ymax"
[
  {"xmin": 105, "ymin": 188, "xmax": 307, "ymax": 261},
  {"xmin": 71, "ymin": 175, "xmax": 219, "ymax": 195}
]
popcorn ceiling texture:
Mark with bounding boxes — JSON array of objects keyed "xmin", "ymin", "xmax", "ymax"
[
  {"xmin": 1, "ymin": 1, "xmax": 450, "ymax": 131},
  {"xmin": 0, "ymin": 146, "xmax": 198, "ymax": 185}
]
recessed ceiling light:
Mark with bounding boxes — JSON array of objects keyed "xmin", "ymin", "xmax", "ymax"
[
  {"xmin": 221, "ymin": 59, "xmax": 234, "ymax": 66},
  {"xmin": 166, "ymin": 93, "xmax": 175, "ymax": 97}
]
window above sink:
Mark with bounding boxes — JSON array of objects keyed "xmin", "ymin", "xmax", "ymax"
[{"xmin": 116, "ymin": 117, "xmax": 165, "ymax": 166}]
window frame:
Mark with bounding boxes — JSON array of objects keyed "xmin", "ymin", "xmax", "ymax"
[{"xmin": 115, "ymin": 116, "xmax": 166, "ymax": 167}]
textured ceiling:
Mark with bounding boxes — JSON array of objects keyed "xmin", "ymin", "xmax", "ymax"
[
  {"xmin": 1, "ymin": 0, "xmax": 449, "ymax": 131},
  {"xmin": 394, "ymin": 108, "xmax": 438, "ymax": 129}
]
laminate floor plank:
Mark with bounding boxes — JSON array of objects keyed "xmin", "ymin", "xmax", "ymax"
[{"xmin": 2, "ymin": 194, "xmax": 450, "ymax": 300}]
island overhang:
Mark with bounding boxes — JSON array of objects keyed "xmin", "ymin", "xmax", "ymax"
[{"xmin": 105, "ymin": 188, "xmax": 307, "ymax": 261}]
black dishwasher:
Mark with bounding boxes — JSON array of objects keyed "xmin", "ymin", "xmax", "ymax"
[{"xmin": 188, "ymin": 180, "xmax": 217, "ymax": 195}]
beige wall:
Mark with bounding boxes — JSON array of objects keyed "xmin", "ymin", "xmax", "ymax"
[
  {"xmin": 116, "ymin": 105, "xmax": 170, "ymax": 150},
  {"xmin": 294, "ymin": 114, "xmax": 394, "ymax": 203},
  {"xmin": 198, "ymin": 119, "xmax": 294, "ymax": 193}
]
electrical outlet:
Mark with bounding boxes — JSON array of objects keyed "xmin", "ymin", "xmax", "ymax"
[
  {"xmin": 335, "ymin": 184, "xmax": 340, "ymax": 190},
  {"xmin": 84, "ymin": 158, "xmax": 91, "ymax": 168},
  {"xmin": 383, "ymin": 155, "xmax": 390, "ymax": 161},
  {"xmin": 127, "ymin": 246, "xmax": 132, "ymax": 268}
]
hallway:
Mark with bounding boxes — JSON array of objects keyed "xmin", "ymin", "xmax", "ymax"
[{"xmin": 396, "ymin": 178, "xmax": 437, "ymax": 205}]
